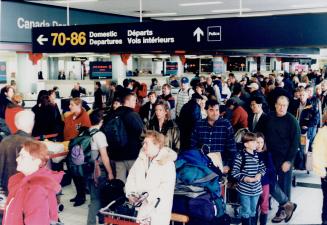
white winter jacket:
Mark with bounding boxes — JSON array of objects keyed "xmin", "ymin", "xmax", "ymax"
[
  {"xmin": 312, "ymin": 126, "xmax": 327, "ymax": 177},
  {"xmin": 125, "ymin": 147, "xmax": 177, "ymax": 225}
]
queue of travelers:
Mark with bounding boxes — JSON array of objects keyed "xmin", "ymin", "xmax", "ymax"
[{"xmin": 0, "ymin": 69, "xmax": 326, "ymax": 225}]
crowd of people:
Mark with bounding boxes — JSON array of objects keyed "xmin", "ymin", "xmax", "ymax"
[{"xmin": 0, "ymin": 69, "xmax": 326, "ymax": 225}]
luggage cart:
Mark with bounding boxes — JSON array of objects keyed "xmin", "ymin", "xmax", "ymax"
[
  {"xmin": 100, "ymin": 199, "xmax": 189, "ymax": 225},
  {"xmin": 99, "ymin": 200, "xmax": 148, "ymax": 225},
  {"xmin": 220, "ymin": 177, "xmax": 241, "ymax": 222}
]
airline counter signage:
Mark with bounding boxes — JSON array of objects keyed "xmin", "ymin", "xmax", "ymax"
[
  {"xmin": 32, "ymin": 13, "xmax": 327, "ymax": 53},
  {"xmin": 32, "ymin": 20, "xmax": 223, "ymax": 53}
]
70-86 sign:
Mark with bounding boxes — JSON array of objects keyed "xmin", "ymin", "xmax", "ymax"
[{"xmin": 37, "ymin": 32, "xmax": 87, "ymax": 46}]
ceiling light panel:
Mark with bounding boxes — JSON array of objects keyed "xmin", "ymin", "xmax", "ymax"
[
  {"xmin": 212, "ymin": 8, "xmax": 251, "ymax": 13},
  {"xmin": 179, "ymin": 1, "xmax": 223, "ymax": 7},
  {"xmin": 142, "ymin": 12, "xmax": 177, "ymax": 17},
  {"xmin": 172, "ymin": 16, "xmax": 206, "ymax": 20},
  {"xmin": 54, "ymin": 0, "xmax": 98, "ymax": 3}
]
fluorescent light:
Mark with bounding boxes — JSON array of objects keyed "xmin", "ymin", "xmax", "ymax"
[
  {"xmin": 291, "ymin": 3, "xmax": 327, "ymax": 8},
  {"xmin": 240, "ymin": 12, "xmax": 273, "ymax": 17},
  {"xmin": 143, "ymin": 12, "xmax": 177, "ymax": 17},
  {"xmin": 180, "ymin": 1, "xmax": 223, "ymax": 7},
  {"xmin": 212, "ymin": 8, "xmax": 251, "ymax": 13},
  {"xmin": 55, "ymin": 0, "xmax": 98, "ymax": 3},
  {"xmin": 172, "ymin": 16, "xmax": 206, "ymax": 20}
]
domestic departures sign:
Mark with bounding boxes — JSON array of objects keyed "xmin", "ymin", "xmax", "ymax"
[{"xmin": 32, "ymin": 13, "xmax": 327, "ymax": 53}]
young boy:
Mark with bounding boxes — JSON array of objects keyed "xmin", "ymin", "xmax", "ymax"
[{"xmin": 231, "ymin": 132, "xmax": 266, "ymax": 225}]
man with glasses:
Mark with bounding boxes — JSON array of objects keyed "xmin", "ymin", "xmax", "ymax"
[{"xmin": 265, "ymin": 96, "xmax": 300, "ymax": 223}]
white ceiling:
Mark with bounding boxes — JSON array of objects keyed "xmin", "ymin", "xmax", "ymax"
[{"xmin": 29, "ymin": 0, "xmax": 327, "ymax": 20}]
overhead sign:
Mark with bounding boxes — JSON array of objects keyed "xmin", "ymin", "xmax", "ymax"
[
  {"xmin": 89, "ymin": 61, "xmax": 112, "ymax": 79},
  {"xmin": 0, "ymin": 1, "xmax": 140, "ymax": 43},
  {"xmin": 166, "ymin": 62, "xmax": 178, "ymax": 75},
  {"xmin": 32, "ymin": 13, "xmax": 327, "ymax": 53},
  {"xmin": 0, "ymin": 62, "xmax": 7, "ymax": 84}
]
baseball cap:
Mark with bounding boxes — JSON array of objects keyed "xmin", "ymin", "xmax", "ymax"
[
  {"xmin": 181, "ymin": 77, "xmax": 189, "ymax": 84},
  {"xmin": 247, "ymin": 82, "xmax": 259, "ymax": 90}
]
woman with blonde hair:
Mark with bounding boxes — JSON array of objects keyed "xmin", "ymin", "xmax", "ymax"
[
  {"xmin": 147, "ymin": 100, "xmax": 180, "ymax": 152},
  {"xmin": 2, "ymin": 140, "xmax": 63, "ymax": 225},
  {"xmin": 125, "ymin": 130, "xmax": 177, "ymax": 225}
]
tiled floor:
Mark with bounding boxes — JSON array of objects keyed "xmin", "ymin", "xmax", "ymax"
[{"xmin": 59, "ymin": 170, "xmax": 323, "ymax": 225}]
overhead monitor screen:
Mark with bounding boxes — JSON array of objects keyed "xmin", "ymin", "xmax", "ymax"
[{"xmin": 89, "ymin": 61, "xmax": 112, "ymax": 79}]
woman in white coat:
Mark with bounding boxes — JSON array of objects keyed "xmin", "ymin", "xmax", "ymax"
[{"xmin": 125, "ymin": 130, "xmax": 177, "ymax": 225}]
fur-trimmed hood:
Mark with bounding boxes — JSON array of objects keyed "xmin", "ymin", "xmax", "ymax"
[
  {"xmin": 139, "ymin": 147, "xmax": 177, "ymax": 166},
  {"xmin": 7, "ymin": 167, "xmax": 63, "ymax": 199},
  {"xmin": 313, "ymin": 126, "xmax": 327, "ymax": 177}
]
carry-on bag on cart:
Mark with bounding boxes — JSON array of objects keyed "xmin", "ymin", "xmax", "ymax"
[{"xmin": 99, "ymin": 192, "xmax": 159, "ymax": 225}]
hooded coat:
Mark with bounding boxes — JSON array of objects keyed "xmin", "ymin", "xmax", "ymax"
[
  {"xmin": 125, "ymin": 147, "xmax": 177, "ymax": 225},
  {"xmin": 2, "ymin": 167, "xmax": 63, "ymax": 225},
  {"xmin": 312, "ymin": 126, "xmax": 327, "ymax": 177}
]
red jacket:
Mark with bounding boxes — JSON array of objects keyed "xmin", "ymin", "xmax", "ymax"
[
  {"xmin": 2, "ymin": 167, "xmax": 63, "ymax": 225},
  {"xmin": 63, "ymin": 109, "xmax": 91, "ymax": 141},
  {"xmin": 231, "ymin": 106, "xmax": 248, "ymax": 131},
  {"xmin": 5, "ymin": 105, "xmax": 23, "ymax": 134}
]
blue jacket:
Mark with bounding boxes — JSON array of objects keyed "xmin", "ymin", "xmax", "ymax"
[
  {"xmin": 175, "ymin": 150, "xmax": 221, "ymax": 198},
  {"xmin": 257, "ymin": 151, "xmax": 276, "ymax": 186}
]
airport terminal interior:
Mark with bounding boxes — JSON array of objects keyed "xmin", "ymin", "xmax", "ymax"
[{"xmin": 1, "ymin": 0, "xmax": 327, "ymax": 225}]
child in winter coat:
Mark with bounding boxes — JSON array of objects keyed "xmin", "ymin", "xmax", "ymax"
[
  {"xmin": 231, "ymin": 132, "xmax": 266, "ymax": 225},
  {"xmin": 256, "ymin": 132, "xmax": 276, "ymax": 225}
]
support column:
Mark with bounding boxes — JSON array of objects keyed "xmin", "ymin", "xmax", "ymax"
[
  {"xmin": 16, "ymin": 53, "xmax": 39, "ymax": 94},
  {"xmin": 171, "ymin": 55, "xmax": 184, "ymax": 76},
  {"xmin": 213, "ymin": 56, "xmax": 226, "ymax": 74},
  {"xmin": 270, "ymin": 57, "xmax": 282, "ymax": 72},
  {"xmin": 260, "ymin": 56, "xmax": 267, "ymax": 72},
  {"xmin": 246, "ymin": 57, "xmax": 257, "ymax": 73},
  {"xmin": 48, "ymin": 57, "xmax": 59, "ymax": 80},
  {"xmin": 111, "ymin": 54, "xmax": 126, "ymax": 85},
  {"xmin": 152, "ymin": 61, "xmax": 163, "ymax": 75}
]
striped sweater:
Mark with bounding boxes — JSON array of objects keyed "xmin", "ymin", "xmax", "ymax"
[{"xmin": 231, "ymin": 150, "xmax": 266, "ymax": 196}]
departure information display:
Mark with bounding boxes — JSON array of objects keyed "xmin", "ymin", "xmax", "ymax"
[{"xmin": 32, "ymin": 13, "xmax": 327, "ymax": 53}]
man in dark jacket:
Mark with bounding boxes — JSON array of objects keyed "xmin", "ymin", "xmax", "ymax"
[
  {"xmin": 0, "ymin": 110, "xmax": 34, "ymax": 194},
  {"xmin": 247, "ymin": 82, "xmax": 269, "ymax": 113},
  {"xmin": 267, "ymin": 76, "xmax": 292, "ymax": 111},
  {"xmin": 104, "ymin": 93, "xmax": 144, "ymax": 183},
  {"xmin": 248, "ymin": 96, "xmax": 268, "ymax": 133},
  {"xmin": 265, "ymin": 96, "xmax": 300, "ymax": 223},
  {"xmin": 297, "ymin": 88, "xmax": 319, "ymax": 151},
  {"xmin": 139, "ymin": 91, "xmax": 158, "ymax": 124},
  {"xmin": 178, "ymin": 93, "xmax": 203, "ymax": 151}
]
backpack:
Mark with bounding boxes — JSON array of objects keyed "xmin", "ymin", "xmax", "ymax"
[
  {"xmin": 178, "ymin": 88, "xmax": 192, "ymax": 97},
  {"xmin": 68, "ymin": 128, "xmax": 99, "ymax": 177},
  {"xmin": 102, "ymin": 114, "xmax": 128, "ymax": 151},
  {"xmin": 173, "ymin": 193, "xmax": 226, "ymax": 222},
  {"xmin": 99, "ymin": 179, "xmax": 125, "ymax": 208}
]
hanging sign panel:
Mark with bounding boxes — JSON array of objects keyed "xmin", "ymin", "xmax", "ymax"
[
  {"xmin": 32, "ymin": 13, "xmax": 327, "ymax": 53},
  {"xmin": 0, "ymin": 62, "xmax": 7, "ymax": 84}
]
